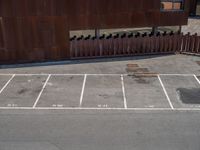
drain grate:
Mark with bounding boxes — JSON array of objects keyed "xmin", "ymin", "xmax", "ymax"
[{"xmin": 176, "ymin": 88, "xmax": 200, "ymax": 104}]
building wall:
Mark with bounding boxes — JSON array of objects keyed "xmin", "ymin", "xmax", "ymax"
[{"xmin": 0, "ymin": 0, "xmax": 190, "ymax": 64}]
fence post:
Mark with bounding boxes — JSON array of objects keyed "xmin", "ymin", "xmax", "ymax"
[
  {"xmin": 95, "ymin": 37, "xmax": 100, "ymax": 56},
  {"xmin": 160, "ymin": 34, "xmax": 164, "ymax": 53},
  {"xmin": 103, "ymin": 37, "xmax": 108, "ymax": 56},
  {"xmin": 149, "ymin": 35, "xmax": 153, "ymax": 53},
  {"xmin": 83, "ymin": 38, "xmax": 89, "ymax": 57},
  {"xmin": 132, "ymin": 35, "xmax": 137, "ymax": 54},
  {"xmin": 70, "ymin": 38, "xmax": 73, "ymax": 58},
  {"xmin": 172, "ymin": 33, "xmax": 177, "ymax": 53},
  {"xmin": 116, "ymin": 36, "xmax": 121, "ymax": 55},
  {"xmin": 76, "ymin": 38, "xmax": 81, "ymax": 57},
  {"xmin": 131, "ymin": 36, "xmax": 136, "ymax": 55},
  {"xmin": 163, "ymin": 34, "xmax": 168, "ymax": 53},
  {"xmin": 182, "ymin": 33, "xmax": 186, "ymax": 52},
  {"xmin": 177, "ymin": 33, "xmax": 183, "ymax": 53},
  {"xmin": 143, "ymin": 35, "xmax": 148, "ymax": 53},
  {"xmin": 155, "ymin": 35, "xmax": 159, "ymax": 53},
  {"xmin": 127, "ymin": 35, "xmax": 131, "ymax": 55},
  {"xmin": 186, "ymin": 32, "xmax": 191, "ymax": 52},
  {"xmin": 193, "ymin": 33, "xmax": 198, "ymax": 53}
]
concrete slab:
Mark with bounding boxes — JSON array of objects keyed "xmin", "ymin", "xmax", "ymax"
[
  {"xmin": 0, "ymin": 75, "xmax": 13, "ymax": 90},
  {"xmin": 160, "ymin": 75, "xmax": 200, "ymax": 108},
  {"xmin": 124, "ymin": 75, "xmax": 170, "ymax": 108},
  {"xmin": 1, "ymin": 110, "xmax": 200, "ymax": 150},
  {"xmin": 0, "ymin": 75, "xmax": 47, "ymax": 107},
  {"xmin": 36, "ymin": 75, "xmax": 84, "ymax": 107},
  {"xmin": 82, "ymin": 75, "xmax": 124, "ymax": 108},
  {"xmin": 0, "ymin": 55, "xmax": 199, "ymax": 75}
]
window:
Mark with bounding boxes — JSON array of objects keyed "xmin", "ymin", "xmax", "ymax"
[{"xmin": 161, "ymin": 0, "xmax": 184, "ymax": 11}]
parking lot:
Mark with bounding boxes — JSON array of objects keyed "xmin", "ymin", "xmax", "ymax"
[
  {"xmin": 0, "ymin": 72, "xmax": 199, "ymax": 111},
  {"xmin": 0, "ymin": 54, "xmax": 200, "ymax": 150}
]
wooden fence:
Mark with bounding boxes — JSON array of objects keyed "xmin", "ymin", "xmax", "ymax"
[
  {"xmin": 70, "ymin": 32, "xmax": 200, "ymax": 58},
  {"xmin": 181, "ymin": 33, "xmax": 200, "ymax": 54}
]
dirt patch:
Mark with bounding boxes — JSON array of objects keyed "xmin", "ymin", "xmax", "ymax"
[
  {"xmin": 99, "ymin": 94, "xmax": 109, "ymax": 99},
  {"xmin": 126, "ymin": 64, "xmax": 139, "ymax": 68},
  {"xmin": 196, "ymin": 61, "xmax": 200, "ymax": 66},
  {"xmin": 17, "ymin": 88, "xmax": 28, "ymax": 94},
  {"xmin": 126, "ymin": 67, "xmax": 150, "ymax": 73},
  {"xmin": 127, "ymin": 75, "xmax": 150, "ymax": 84},
  {"xmin": 135, "ymin": 78, "xmax": 150, "ymax": 84}
]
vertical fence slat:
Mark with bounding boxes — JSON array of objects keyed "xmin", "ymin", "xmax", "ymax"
[
  {"xmin": 198, "ymin": 36, "xmax": 200, "ymax": 53},
  {"xmin": 193, "ymin": 33, "xmax": 198, "ymax": 53}
]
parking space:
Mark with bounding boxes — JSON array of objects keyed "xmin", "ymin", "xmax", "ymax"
[
  {"xmin": 160, "ymin": 75, "xmax": 200, "ymax": 108},
  {"xmin": 124, "ymin": 75, "xmax": 171, "ymax": 108},
  {"xmin": 36, "ymin": 75, "xmax": 84, "ymax": 108},
  {"xmin": 0, "ymin": 75, "xmax": 47, "ymax": 107},
  {"xmin": 82, "ymin": 75, "xmax": 124, "ymax": 108},
  {"xmin": 0, "ymin": 73, "xmax": 199, "ymax": 110}
]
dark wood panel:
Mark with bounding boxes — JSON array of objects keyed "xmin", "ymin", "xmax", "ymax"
[
  {"xmin": 189, "ymin": 0, "xmax": 198, "ymax": 15},
  {"xmin": 0, "ymin": 18, "xmax": 4, "ymax": 48},
  {"xmin": 0, "ymin": 0, "xmax": 190, "ymax": 64}
]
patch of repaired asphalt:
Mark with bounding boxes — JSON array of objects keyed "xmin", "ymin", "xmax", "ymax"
[{"xmin": 176, "ymin": 88, "xmax": 200, "ymax": 104}]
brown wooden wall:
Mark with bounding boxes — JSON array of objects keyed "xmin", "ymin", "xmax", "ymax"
[{"xmin": 0, "ymin": 0, "xmax": 190, "ymax": 64}]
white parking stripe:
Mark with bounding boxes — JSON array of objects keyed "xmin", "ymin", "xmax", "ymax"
[
  {"xmin": 79, "ymin": 74, "xmax": 87, "ymax": 107},
  {"xmin": 0, "ymin": 73, "xmax": 198, "ymax": 76},
  {"xmin": 87, "ymin": 74, "xmax": 124, "ymax": 76},
  {"xmin": 33, "ymin": 74, "xmax": 51, "ymax": 108},
  {"xmin": 0, "ymin": 107, "xmax": 200, "ymax": 111},
  {"xmin": 193, "ymin": 75, "xmax": 200, "ymax": 85},
  {"xmin": 157, "ymin": 75, "xmax": 174, "ymax": 110},
  {"xmin": 121, "ymin": 75, "xmax": 127, "ymax": 109},
  {"xmin": 159, "ymin": 74, "xmax": 194, "ymax": 76},
  {"xmin": 0, "ymin": 74, "xmax": 15, "ymax": 94}
]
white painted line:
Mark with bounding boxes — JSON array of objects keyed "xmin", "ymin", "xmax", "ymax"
[
  {"xmin": 159, "ymin": 74, "xmax": 194, "ymax": 76},
  {"xmin": 0, "ymin": 73, "xmax": 197, "ymax": 77},
  {"xmin": 51, "ymin": 74, "xmax": 84, "ymax": 76},
  {"xmin": 0, "ymin": 107, "xmax": 200, "ymax": 111},
  {"xmin": 193, "ymin": 75, "xmax": 200, "ymax": 85},
  {"xmin": 0, "ymin": 74, "xmax": 13, "ymax": 76},
  {"xmin": 0, "ymin": 74, "xmax": 83, "ymax": 76},
  {"xmin": 87, "ymin": 74, "xmax": 125, "ymax": 76},
  {"xmin": 33, "ymin": 74, "xmax": 51, "ymax": 108},
  {"xmin": 79, "ymin": 74, "xmax": 87, "ymax": 107},
  {"xmin": 0, "ymin": 74, "xmax": 15, "ymax": 94},
  {"xmin": 157, "ymin": 75, "xmax": 174, "ymax": 110},
  {"xmin": 0, "ymin": 107, "xmax": 175, "ymax": 110},
  {"xmin": 121, "ymin": 75, "xmax": 127, "ymax": 109},
  {"xmin": 0, "ymin": 73, "xmax": 125, "ymax": 76},
  {"xmin": 0, "ymin": 74, "xmax": 47, "ymax": 76}
]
